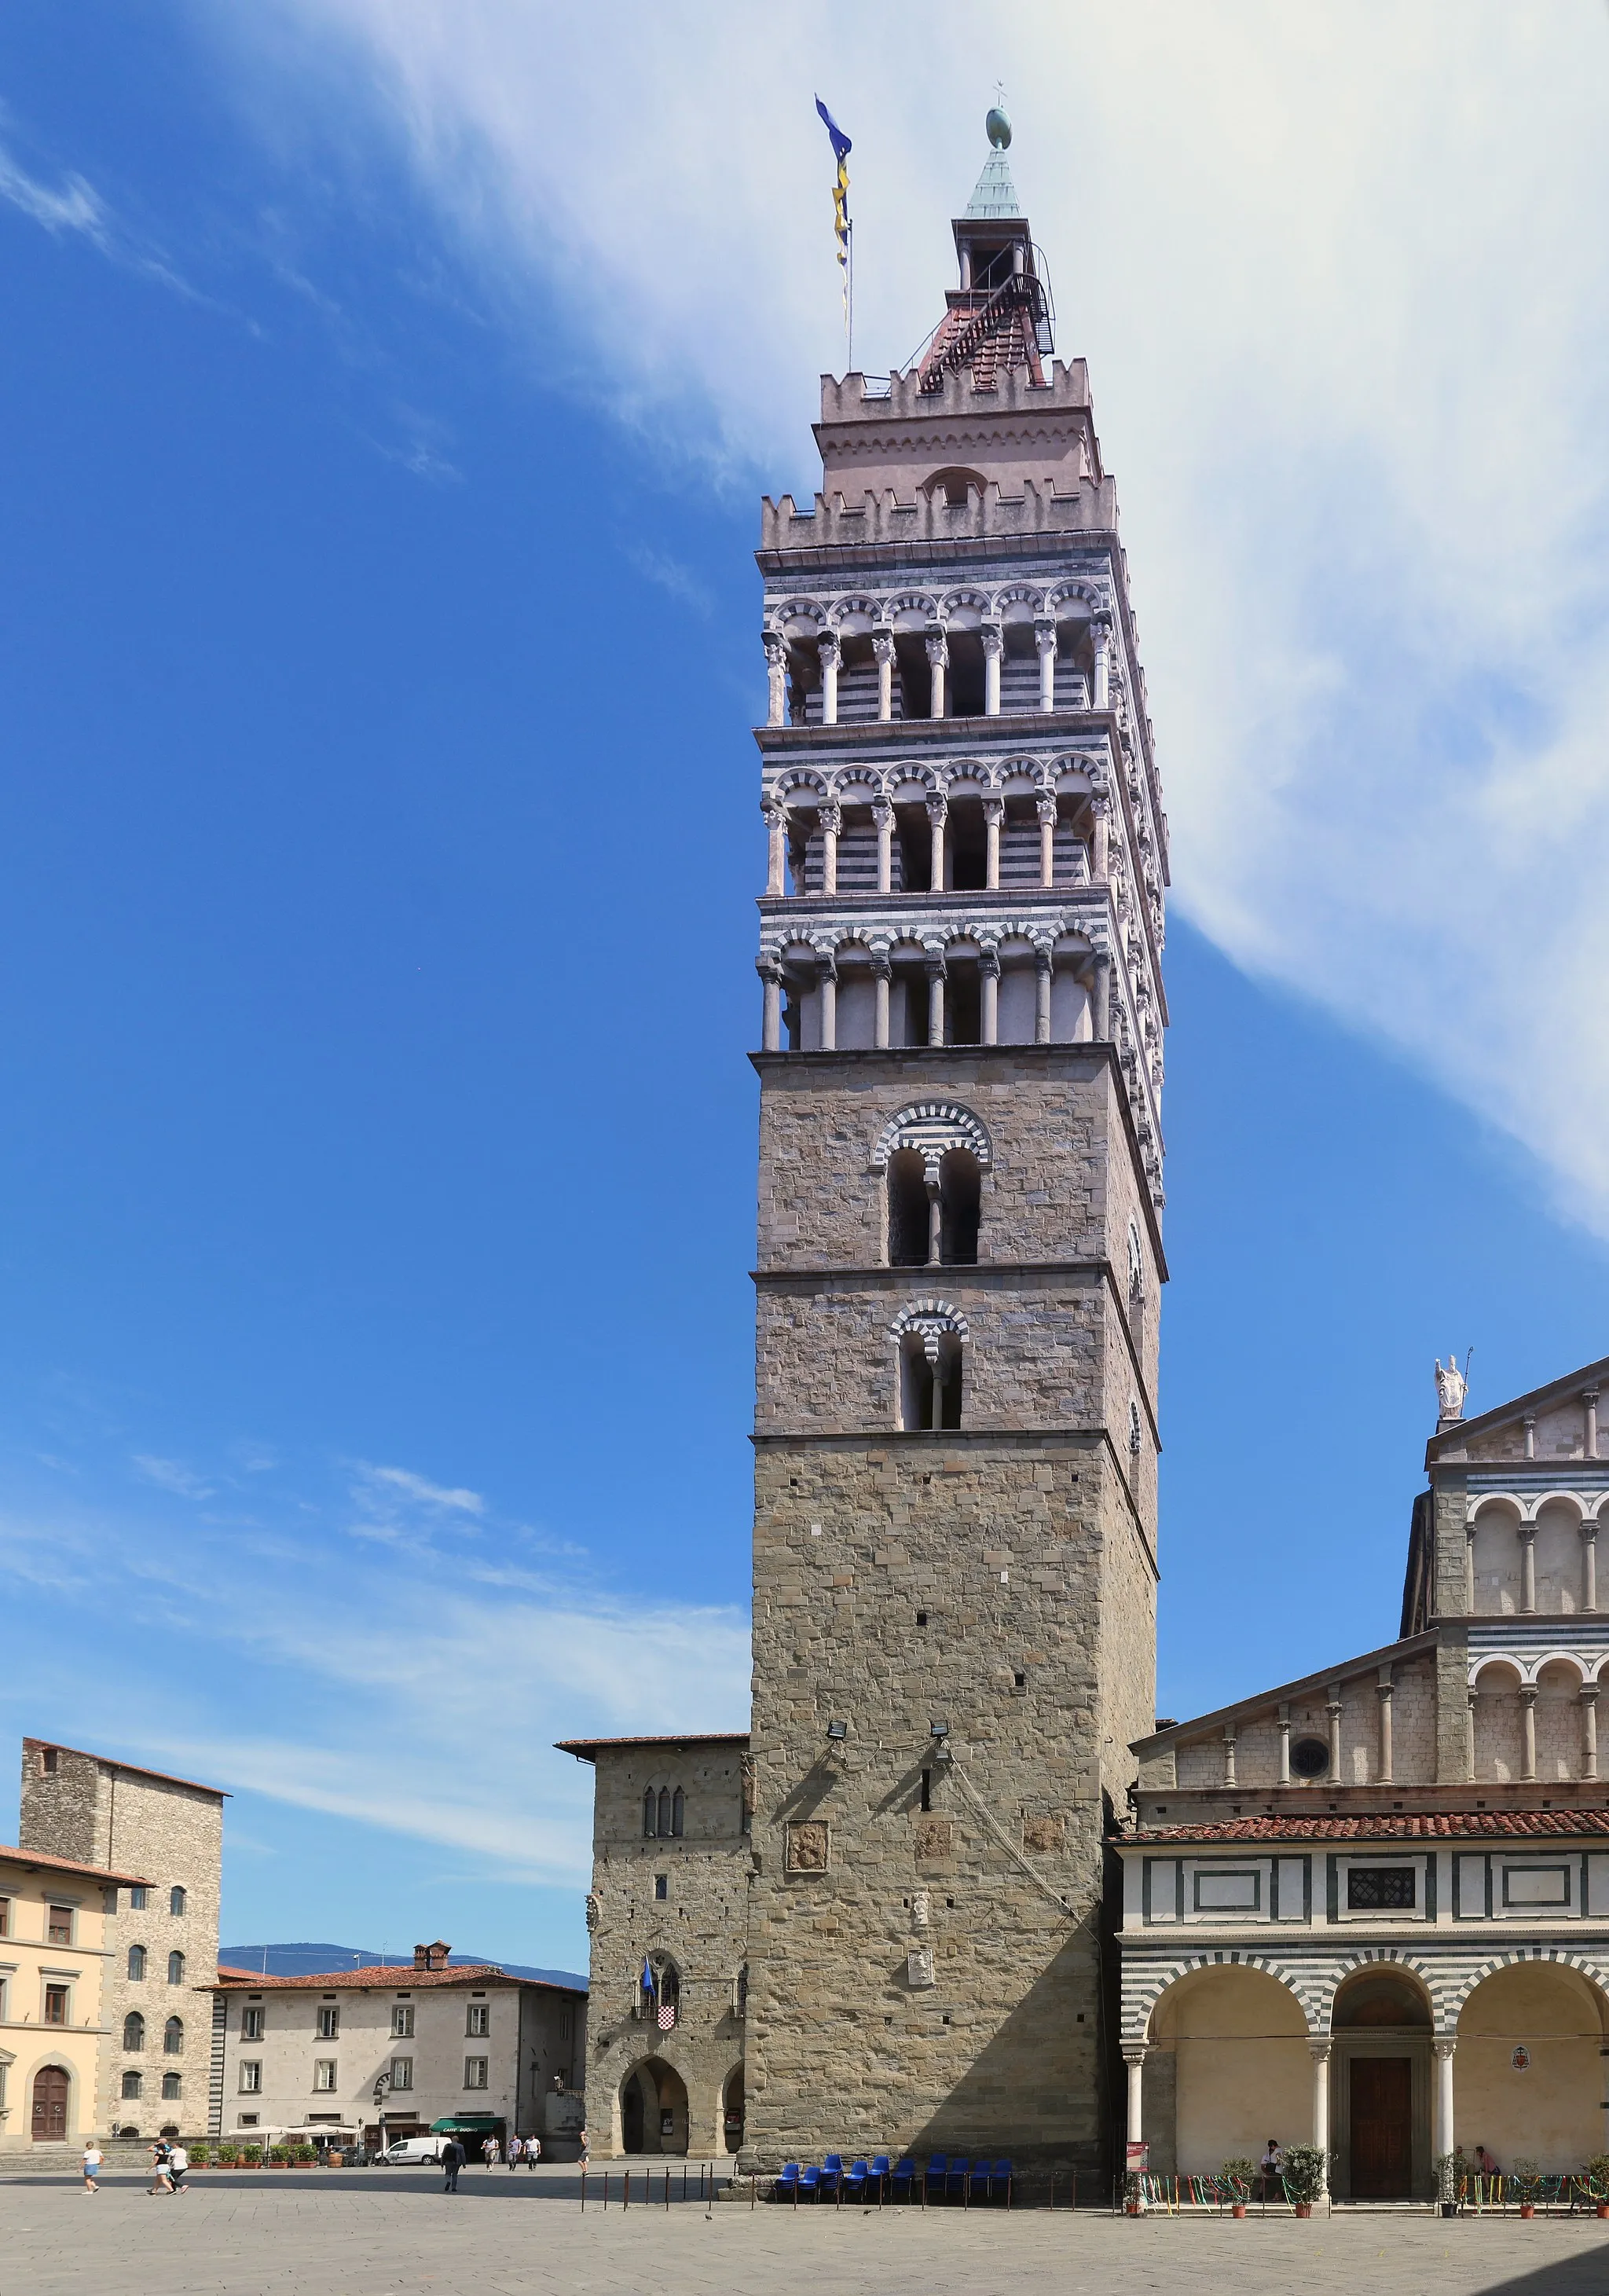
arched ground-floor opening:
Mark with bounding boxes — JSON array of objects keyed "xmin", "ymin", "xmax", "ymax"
[
  {"xmin": 722, "ymin": 2065, "xmax": 745, "ymax": 2155},
  {"xmin": 31, "ymin": 2063, "xmax": 71, "ymax": 2143},
  {"xmin": 1329, "ymin": 1967, "xmax": 1434, "ymax": 2200},
  {"xmin": 1455, "ymin": 1960, "xmax": 1609, "ymax": 2173},
  {"xmin": 618, "ymin": 2057, "xmax": 690, "ymax": 2157},
  {"xmin": 1142, "ymin": 1965, "xmax": 1312, "ymax": 2178}
]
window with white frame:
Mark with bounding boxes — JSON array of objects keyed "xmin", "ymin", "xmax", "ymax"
[
  {"xmin": 390, "ymin": 2058, "xmax": 412, "ymax": 2090},
  {"xmin": 317, "ymin": 2005, "xmax": 339, "ymax": 2038},
  {"xmin": 464, "ymin": 2058, "xmax": 489, "ymax": 2090},
  {"xmin": 313, "ymin": 2060, "xmax": 337, "ymax": 2092},
  {"xmin": 392, "ymin": 2004, "xmax": 414, "ymax": 2037},
  {"xmin": 240, "ymin": 2006, "xmax": 263, "ymax": 2041},
  {"xmin": 466, "ymin": 2001, "xmax": 489, "ymax": 2037},
  {"xmin": 240, "ymin": 2061, "xmax": 262, "ymax": 2093}
]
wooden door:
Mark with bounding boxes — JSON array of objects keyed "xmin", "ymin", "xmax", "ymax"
[
  {"xmin": 31, "ymin": 2066, "xmax": 69, "ymax": 2142},
  {"xmin": 1350, "ymin": 2056, "xmax": 1412, "ymax": 2197}
]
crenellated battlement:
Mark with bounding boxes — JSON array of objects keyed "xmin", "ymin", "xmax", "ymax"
[{"xmin": 760, "ymin": 473, "xmax": 1119, "ymax": 558}]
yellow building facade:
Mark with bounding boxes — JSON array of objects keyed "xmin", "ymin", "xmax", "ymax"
[{"xmin": 0, "ymin": 1843, "xmax": 145, "ymax": 2151}]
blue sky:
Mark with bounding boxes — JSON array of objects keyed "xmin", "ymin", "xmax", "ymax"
[{"xmin": 2, "ymin": 5, "xmax": 1607, "ymax": 1975}]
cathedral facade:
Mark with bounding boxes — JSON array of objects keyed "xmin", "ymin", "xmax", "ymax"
[{"xmin": 564, "ymin": 121, "xmax": 1167, "ymax": 2182}]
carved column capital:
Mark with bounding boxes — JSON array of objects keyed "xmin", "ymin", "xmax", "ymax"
[
  {"xmin": 925, "ymin": 791, "xmax": 949, "ymax": 827},
  {"xmin": 871, "ymin": 629, "xmax": 896, "ymax": 665},
  {"xmin": 980, "ymin": 622, "xmax": 1003, "ymax": 658},
  {"xmin": 762, "ymin": 631, "xmax": 786, "ymax": 666},
  {"xmin": 925, "ymin": 629, "xmax": 949, "ymax": 669},
  {"xmin": 1034, "ymin": 618, "xmax": 1057, "ymax": 656},
  {"xmin": 817, "ymin": 629, "xmax": 841, "ymax": 668}
]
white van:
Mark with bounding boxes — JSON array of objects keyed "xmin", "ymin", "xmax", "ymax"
[{"xmin": 381, "ymin": 2136, "xmax": 445, "ymax": 2166}]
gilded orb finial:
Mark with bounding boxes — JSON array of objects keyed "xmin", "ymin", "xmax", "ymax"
[{"xmin": 986, "ymin": 90, "xmax": 1011, "ymax": 151}]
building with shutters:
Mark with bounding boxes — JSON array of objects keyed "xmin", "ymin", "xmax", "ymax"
[{"xmin": 0, "ymin": 1840, "xmax": 147, "ymax": 2151}]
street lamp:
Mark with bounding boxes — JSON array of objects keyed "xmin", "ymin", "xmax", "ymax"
[{"xmin": 372, "ymin": 2070, "xmax": 392, "ymax": 2162}]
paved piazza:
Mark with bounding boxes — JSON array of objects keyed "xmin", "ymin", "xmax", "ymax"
[{"xmin": 2, "ymin": 2168, "xmax": 1607, "ymax": 2296}]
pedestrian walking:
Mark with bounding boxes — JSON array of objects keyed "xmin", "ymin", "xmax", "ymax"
[
  {"xmin": 506, "ymin": 2134, "xmax": 522, "ymax": 2171},
  {"xmin": 148, "ymin": 2141, "xmax": 174, "ymax": 2197},
  {"xmin": 577, "ymin": 2127, "xmax": 588, "ymax": 2166},
  {"xmin": 524, "ymin": 2133, "xmax": 541, "ymax": 2169},
  {"xmin": 482, "ymin": 2135, "xmax": 500, "ymax": 2168},
  {"xmin": 82, "ymin": 2140, "xmax": 102, "ymax": 2194},
  {"xmin": 442, "ymin": 2136, "xmax": 464, "ymax": 2193},
  {"xmin": 167, "ymin": 2140, "xmax": 189, "ymax": 2195}
]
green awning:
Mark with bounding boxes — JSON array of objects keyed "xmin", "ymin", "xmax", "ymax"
[{"xmin": 430, "ymin": 2115, "xmax": 502, "ymax": 2133}]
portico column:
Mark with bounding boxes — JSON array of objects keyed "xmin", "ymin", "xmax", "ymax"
[
  {"xmin": 1586, "ymin": 1525, "xmax": 1600, "ymax": 1616},
  {"xmin": 1433, "ymin": 2039, "xmax": 1456, "ymax": 2172},
  {"xmin": 925, "ymin": 631, "xmax": 948, "ymax": 720},
  {"xmin": 1093, "ymin": 614, "xmax": 1112, "ymax": 710},
  {"xmin": 1222, "ymin": 1727, "xmax": 1237, "ymax": 1789},
  {"xmin": 1326, "ymin": 1685, "xmax": 1343, "ymax": 1781},
  {"xmin": 1376, "ymin": 1667, "xmax": 1395, "ymax": 1785},
  {"xmin": 1587, "ymin": 1387, "xmax": 1600, "ymax": 1461},
  {"xmin": 1582, "ymin": 1684, "xmax": 1600, "ymax": 1782},
  {"xmin": 1277, "ymin": 1702, "xmax": 1292, "ymax": 1785},
  {"xmin": 758, "ymin": 959, "xmax": 782, "ymax": 1054},
  {"xmin": 1036, "ymin": 792, "xmax": 1058, "ymax": 889},
  {"xmin": 983, "ymin": 798, "xmax": 1003, "ymax": 890},
  {"xmin": 817, "ymin": 952, "xmax": 837, "ymax": 1053},
  {"xmin": 1467, "ymin": 1688, "xmax": 1479, "ymax": 1778},
  {"xmin": 1309, "ymin": 2041, "xmax": 1332, "ymax": 2173},
  {"xmin": 1519, "ymin": 1684, "xmax": 1538, "ymax": 1782},
  {"xmin": 1033, "ymin": 945, "xmax": 1053, "ymax": 1045},
  {"xmin": 764, "ymin": 801, "xmax": 787, "ymax": 897},
  {"xmin": 1523, "ymin": 1413, "xmax": 1537, "ymax": 1461},
  {"xmin": 1091, "ymin": 954, "xmax": 1112, "ymax": 1043},
  {"xmin": 1521, "ymin": 1525, "xmax": 1538, "ymax": 1614},
  {"xmin": 1035, "ymin": 619, "xmax": 1057, "ymax": 712},
  {"xmin": 1465, "ymin": 1525, "xmax": 1477, "ymax": 1611},
  {"xmin": 764, "ymin": 633, "xmax": 786, "ymax": 728},
  {"xmin": 926, "ymin": 794, "xmax": 947, "ymax": 893},
  {"xmin": 873, "ymin": 631, "xmax": 895, "ymax": 723},
  {"xmin": 981, "ymin": 623, "xmax": 1002, "ymax": 717},
  {"xmin": 924, "ymin": 1336, "xmax": 944, "ymax": 1429},
  {"xmin": 925, "ymin": 951, "xmax": 946, "ymax": 1048},
  {"xmin": 1091, "ymin": 794, "xmax": 1110, "ymax": 882},
  {"xmin": 979, "ymin": 947, "xmax": 1000, "ymax": 1047},
  {"xmin": 925, "ymin": 1165, "xmax": 943, "ymax": 1267},
  {"xmin": 872, "ymin": 794, "xmax": 900, "ymax": 890},
  {"xmin": 819, "ymin": 801, "xmax": 841, "ymax": 897},
  {"xmin": 818, "ymin": 632, "xmax": 840, "ymax": 727},
  {"xmin": 1123, "ymin": 2046, "xmax": 1146, "ymax": 2150},
  {"xmin": 871, "ymin": 952, "xmax": 892, "ymax": 1051}
]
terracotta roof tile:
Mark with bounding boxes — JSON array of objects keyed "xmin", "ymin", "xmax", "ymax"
[
  {"xmin": 555, "ymin": 1732, "xmax": 749, "ymax": 1759},
  {"xmin": 0, "ymin": 1841, "xmax": 150, "ymax": 1886},
  {"xmin": 1123, "ymin": 1809, "xmax": 1609, "ymax": 1846},
  {"xmin": 212, "ymin": 1962, "xmax": 584, "ymax": 1993}
]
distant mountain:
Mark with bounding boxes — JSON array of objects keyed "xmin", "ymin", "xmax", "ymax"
[{"xmin": 221, "ymin": 1942, "xmax": 587, "ymax": 1990}]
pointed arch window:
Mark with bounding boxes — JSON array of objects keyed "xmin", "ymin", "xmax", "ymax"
[
  {"xmin": 128, "ymin": 1945, "xmax": 147, "ymax": 1982},
  {"xmin": 123, "ymin": 2012, "xmax": 145, "ymax": 2052},
  {"xmin": 164, "ymin": 2015, "xmax": 185, "ymax": 2055},
  {"xmin": 167, "ymin": 1950, "xmax": 185, "ymax": 1986}
]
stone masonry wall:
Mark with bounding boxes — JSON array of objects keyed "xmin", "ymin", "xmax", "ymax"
[
  {"xmin": 581, "ymin": 1744, "xmax": 750, "ymax": 2158},
  {"xmin": 21, "ymin": 1741, "xmax": 223, "ymax": 2137}
]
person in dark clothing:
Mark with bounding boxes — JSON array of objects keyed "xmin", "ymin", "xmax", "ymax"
[{"xmin": 442, "ymin": 2137, "xmax": 465, "ymax": 2193}]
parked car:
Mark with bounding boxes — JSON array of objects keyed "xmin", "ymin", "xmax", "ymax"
[{"xmin": 381, "ymin": 2137, "xmax": 446, "ymax": 2166}]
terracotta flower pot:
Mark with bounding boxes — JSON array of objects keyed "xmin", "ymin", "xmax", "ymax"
[
  {"xmin": 1596, "ymin": 2202, "xmax": 1609, "ymax": 2219},
  {"xmin": 1519, "ymin": 2204, "xmax": 1535, "ymax": 2219},
  {"xmin": 1230, "ymin": 2204, "xmax": 1247, "ymax": 2219},
  {"xmin": 1293, "ymin": 2202, "xmax": 1313, "ymax": 2218}
]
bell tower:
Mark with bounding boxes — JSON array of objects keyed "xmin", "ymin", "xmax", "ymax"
[{"xmin": 741, "ymin": 115, "xmax": 1169, "ymax": 2182}]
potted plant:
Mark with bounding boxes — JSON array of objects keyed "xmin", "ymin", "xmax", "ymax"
[
  {"xmin": 270, "ymin": 2144, "xmax": 292, "ymax": 2167},
  {"xmin": 1433, "ymin": 2148, "xmax": 1465, "ymax": 2218},
  {"xmin": 1510, "ymin": 2159, "xmax": 1543, "ymax": 2217},
  {"xmin": 294, "ymin": 2144, "xmax": 317, "ymax": 2166},
  {"xmin": 1220, "ymin": 2158, "xmax": 1255, "ymax": 2218},
  {"xmin": 1581, "ymin": 2155, "xmax": 1609, "ymax": 2218},
  {"xmin": 216, "ymin": 2146, "xmax": 239, "ymax": 2168},
  {"xmin": 189, "ymin": 2144, "xmax": 211, "ymax": 2170},
  {"xmin": 241, "ymin": 2144, "xmax": 263, "ymax": 2168},
  {"xmin": 1279, "ymin": 2144, "xmax": 1328, "ymax": 2217}
]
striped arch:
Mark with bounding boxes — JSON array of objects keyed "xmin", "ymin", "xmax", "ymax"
[
  {"xmin": 1321, "ymin": 1947, "xmax": 1450, "ymax": 2033},
  {"xmin": 826, "ymin": 765, "xmax": 887, "ymax": 805},
  {"xmin": 1448, "ymin": 1943, "xmax": 1609, "ymax": 2026},
  {"xmin": 1122, "ymin": 1949, "xmax": 1327, "ymax": 2045},
  {"xmin": 772, "ymin": 767, "xmax": 830, "ymax": 802}
]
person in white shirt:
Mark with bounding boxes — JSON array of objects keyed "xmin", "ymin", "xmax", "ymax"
[
  {"xmin": 167, "ymin": 2142, "xmax": 189, "ymax": 2195},
  {"xmin": 82, "ymin": 2141, "xmax": 103, "ymax": 2193}
]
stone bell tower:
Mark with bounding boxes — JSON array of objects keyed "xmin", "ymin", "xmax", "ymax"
[{"xmin": 741, "ymin": 113, "xmax": 1169, "ymax": 2183}]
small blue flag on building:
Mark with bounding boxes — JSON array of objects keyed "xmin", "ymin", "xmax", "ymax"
[
  {"xmin": 641, "ymin": 1957, "xmax": 655, "ymax": 1997},
  {"xmin": 815, "ymin": 97, "xmax": 852, "ymax": 336}
]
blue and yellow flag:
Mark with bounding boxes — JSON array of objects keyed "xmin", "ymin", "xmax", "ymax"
[{"xmin": 815, "ymin": 97, "xmax": 852, "ymax": 322}]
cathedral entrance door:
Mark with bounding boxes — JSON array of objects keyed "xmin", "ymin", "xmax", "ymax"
[{"xmin": 1349, "ymin": 2057, "xmax": 1412, "ymax": 2197}]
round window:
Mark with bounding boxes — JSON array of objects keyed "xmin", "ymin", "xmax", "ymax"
[{"xmin": 1290, "ymin": 1736, "xmax": 1329, "ymax": 1778}]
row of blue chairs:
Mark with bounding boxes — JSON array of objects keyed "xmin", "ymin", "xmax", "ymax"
[{"xmin": 775, "ymin": 2153, "xmax": 1013, "ymax": 2205}]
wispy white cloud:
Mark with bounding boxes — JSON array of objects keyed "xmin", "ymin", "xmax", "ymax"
[
  {"xmin": 625, "ymin": 544, "xmax": 713, "ymax": 619},
  {"xmin": 0, "ymin": 131, "xmax": 203, "ymax": 305},
  {"xmin": 357, "ymin": 1462, "xmax": 485, "ymax": 1515},
  {"xmin": 200, "ymin": 0, "xmax": 1609, "ymax": 1237},
  {"xmin": 132, "ymin": 1453, "xmax": 215, "ymax": 1501}
]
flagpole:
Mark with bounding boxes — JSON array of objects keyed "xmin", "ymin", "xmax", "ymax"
[{"xmin": 848, "ymin": 217, "xmax": 855, "ymax": 373}]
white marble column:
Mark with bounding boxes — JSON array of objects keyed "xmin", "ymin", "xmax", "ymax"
[
  {"xmin": 1326, "ymin": 1688, "xmax": 1343, "ymax": 1781},
  {"xmin": 1467, "ymin": 1688, "xmax": 1479, "ymax": 1780},
  {"xmin": 1519, "ymin": 1684, "xmax": 1538, "ymax": 1782},
  {"xmin": 819, "ymin": 800, "xmax": 841, "ymax": 897},
  {"xmin": 872, "ymin": 952, "xmax": 892, "ymax": 1051},
  {"xmin": 1091, "ymin": 955, "xmax": 1112, "ymax": 1043},
  {"xmin": 925, "ymin": 1170, "xmax": 943, "ymax": 1268},
  {"xmin": 1433, "ymin": 2038, "xmax": 1456, "ymax": 2173},
  {"xmin": 1277, "ymin": 1703, "xmax": 1292, "ymax": 1785},
  {"xmin": 1036, "ymin": 792, "xmax": 1058, "ymax": 889},
  {"xmin": 925, "ymin": 951, "xmax": 946, "ymax": 1048},
  {"xmin": 764, "ymin": 801, "xmax": 786, "ymax": 897},
  {"xmin": 1222, "ymin": 1727, "xmax": 1237, "ymax": 1789},
  {"xmin": 1523, "ymin": 1413, "xmax": 1537, "ymax": 1460},
  {"xmin": 1035, "ymin": 619, "xmax": 1057, "ymax": 712},
  {"xmin": 817, "ymin": 952, "xmax": 837, "ymax": 1053},
  {"xmin": 983, "ymin": 798, "xmax": 1003, "ymax": 890},
  {"xmin": 1310, "ymin": 2041, "xmax": 1332, "ymax": 2169},
  {"xmin": 1123, "ymin": 2047, "xmax": 1146, "ymax": 2148},
  {"xmin": 1093, "ymin": 614, "xmax": 1112, "ymax": 710},
  {"xmin": 764, "ymin": 633, "xmax": 786, "ymax": 728},
  {"xmin": 979, "ymin": 947, "xmax": 999, "ymax": 1047},
  {"xmin": 1582, "ymin": 1684, "xmax": 1600, "ymax": 1782},
  {"xmin": 1521, "ymin": 1526, "xmax": 1538, "ymax": 1614},
  {"xmin": 1034, "ymin": 945, "xmax": 1053, "ymax": 1045},
  {"xmin": 873, "ymin": 631, "xmax": 895, "ymax": 724},
  {"xmin": 1376, "ymin": 1669, "xmax": 1394, "ymax": 1784},
  {"xmin": 1465, "ymin": 1525, "xmax": 1477, "ymax": 1612},
  {"xmin": 872, "ymin": 799, "xmax": 893, "ymax": 896},
  {"xmin": 1091, "ymin": 795, "xmax": 1110, "ymax": 882},
  {"xmin": 758, "ymin": 959, "xmax": 782, "ymax": 1053},
  {"xmin": 818, "ymin": 633, "xmax": 840, "ymax": 727},
  {"xmin": 1587, "ymin": 1388, "xmax": 1601, "ymax": 1461},
  {"xmin": 981, "ymin": 623, "xmax": 1002, "ymax": 717},
  {"xmin": 926, "ymin": 794, "xmax": 947, "ymax": 893},
  {"xmin": 925, "ymin": 631, "xmax": 948, "ymax": 720},
  {"xmin": 1586, "ymin": 1526, "xmax": 1600, "ymax": 1616}
]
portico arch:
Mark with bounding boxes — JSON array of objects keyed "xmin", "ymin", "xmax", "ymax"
[
  {"xmin": 618, "ymin": 2056, "xmax": 690, "ymax": 2157},
  {"xmin": 1455, "ymin": 1958, "xmax": 1609, "ymax": 2172},
  {"xmin": 1140, "ymin": 1962, "xmax": 1313, "ymax": 2178}
]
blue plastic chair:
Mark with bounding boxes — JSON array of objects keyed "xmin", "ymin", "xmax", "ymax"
[
  {"xmin": 775, "ymin": 2162, "xmax": 799, "ymax": 2203},
  {"xmin": 946, "ymin": 2156, "xmax": 971, "ymax": 2201},
  {"xmin": 925, "ymin": 2151, "xmax": 947, "ymax": 2202},
  {"xmin": 799, "ymin": 2165, "xmax": 821, "ymax": 2202},
  {"xmin": 870, "ymin": 2154, "xmax": 892, "ymax": 2202},
  {"xmin": 844, "ymin": 2159, "xmax": 868, "ymax": 2201},
  {"xmin": 966, "ymin": 2160, "xmax": 992, "ymax": 2202},
  {"xmin": 821, "ymin": 2153, "xmax": 844, "ymax": 2199},
  {"xmin": 991, "ymin": 2159, "xmax": 1013, "ymax": 2206},
  {"xmin": 889, "ymin": 2156, "xmax": 917, "ymax": 2203}
]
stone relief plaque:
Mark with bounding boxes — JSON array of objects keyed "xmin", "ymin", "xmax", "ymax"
[
  {"xmin": 914, "ymin": 1817, "xmax": 955, "ymax": 1861},
  {"xmin": 906, "ymin": 1947, "xmax": 936, "ymax": 1990},
  {"xmin": 786, "ymin": 1820, "xmax": 830, "ymax": 1873},
  {"xmin": 1022, "ymin": 1815, "xmax": 1066, "ymax": 1855}
]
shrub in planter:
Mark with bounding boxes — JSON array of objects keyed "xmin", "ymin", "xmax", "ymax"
[
  {"xmin": 1580, "ymin": 2155, "xmax": 1609, "ymax": 2215},
  {"xmin": 1434, "ymin": 2149, "xmax": 1466, "ymax": 2216},
  {"xmin": 293, "ymin": 2144, "xmax": 317, "ymax": 2166},
  {"xmin": 240, "ymin": 2146, "xmax": 263, "ymax": 2167},
  {"xmin": 269, "ymin": 2145, "xmax": 292, "ymax": 2166},
  {"xmin": 189, "ymin": 2144, "xmax": 211, "ymax": 2169},
  {"xmin": 1280, "ymin": 2145, "xmax": 1329, "ymax": 2213},
  {"xmin": 1510, "ymin": 2158, "xmax": 1544, "ymax": 2215},
  {"xmin": 1220, "ymin": 2158, "xmax": 1255, "ymax": 2216},
  {"xmin": 216, "ymin": 2147, "xmax": 239, "ymax": 2168}
]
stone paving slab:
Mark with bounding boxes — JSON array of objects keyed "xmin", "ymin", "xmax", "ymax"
[{"xmin": 2, "ymin": 2170, "xmax": 1607, "ymax": 2296}]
